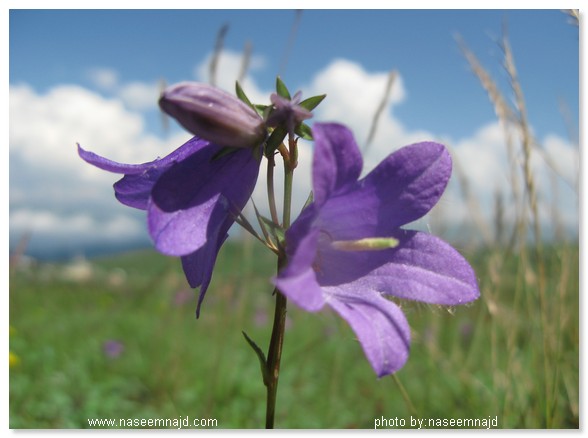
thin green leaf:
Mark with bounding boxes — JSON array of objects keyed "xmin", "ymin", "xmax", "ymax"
[
  {"xmin": 254, "ymin": 103, "xmax": 270, "ymax": 119},
  {"xmin": 242, "ymin": 331, "xmax": 270, "ymax": 386},
  {"xmin": 235, "ymin": 81, "xmax": 254, "ymax": 109},
  {"xmin": 299, "ymin": 94, "xmax": 326, "ymax": 111},
  {"xmin": 251, "ymin": 200, "xmax": 279, "ymax": 253},
  {"xmin": 302, "ymin": 191, "xmax": 314, "ymax": 210},
  {"xmin": 264, "ymin": 127, "xmax": 288, "ymax": 157},
  {"xmin": 211, "ymin": 146, "xmax": 239, "ymax": 161},
  {"xmin": 294, "ymin": 122, "xmax": 313, "ymax": 140},
  {"xmin": 275, "ymin": 76, "xmax": 291, "ymax": 100},
  {"xmin": 259, "ymin": 216, "xmax": 286, "ymax": 248},
  {"xmin": 232, "ymin": 209, "xmax": 274, "ymax": 252}
]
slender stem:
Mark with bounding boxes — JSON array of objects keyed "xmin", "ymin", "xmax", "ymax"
[
  {"xmin": 391, "ymin": 373, "xmax": 418, "ymax": 417},
  {"xmin": 265, "ymin": 271, "xmax": 288, "ymax": 428},
  {"xmin": 264, "ymin": 138, "xmax": 296, "ymax": 429},
  {"xmin": 266, "ymin": 152, "xmax": 280, "ymax": 225}
]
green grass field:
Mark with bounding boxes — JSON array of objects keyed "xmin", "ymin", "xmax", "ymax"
[{"xmin": 9, "ymin": 239, "xmax": 579, "ymax": 429}]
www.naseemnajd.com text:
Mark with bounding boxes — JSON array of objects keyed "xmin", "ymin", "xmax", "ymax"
[
  {"xmin": 87, "ymin": 416, "xmax": 217, "ymax": 429},
  {"xmin": 374, "ymin": 415, "xmax": 499, "ymax": 429}
]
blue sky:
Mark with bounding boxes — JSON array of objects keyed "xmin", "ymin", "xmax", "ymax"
[
  {"xmin": 10, "ymin": 9, "xmax": 578, "ymax": 140},
  {"xmin": 8, "ymin": 8, "xmax": 580, "ymax": 258}
]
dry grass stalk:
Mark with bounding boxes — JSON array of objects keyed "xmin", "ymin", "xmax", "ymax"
[
  {"xmin": 209, "ymin": 23, "xmax": 229, "ymax": 86},
  {"xmin": 449, "ymin": 148, "xmax": 493, "ymax": 247},
  {"xmin": 499, "ymin": 31, "xmax": 542, "ymax": 247},
  {"xmin": 238, "ymin": 40, "xmax": 253, "ymax": 84},
  {"xmin": 456, "ymin": 34, "xmax": 524, "ymax": 248},
  {"xmin": 279, "ymin": 10, "xmax": 303, "ymax": 77},
  {"xmin": 562, "ymin": 9, "xmax": 579, "ymax": 26},
  {"xmin": 364, "ymin": 69, "xmax": 397, "ymax": 153}
]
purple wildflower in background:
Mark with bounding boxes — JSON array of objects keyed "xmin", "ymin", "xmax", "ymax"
[
  {"xmin": 103, "ymin": 340, "xmax": 124, "ymax": 359},
  {"xmin": 159, "ymin": 82, "xmax": 266, "ymax": 149},
  {"xmin": 274, "ymin": 123, "xmax": 479, "ymax": 377},
  {"xmin": 78, "ymin": 136, "xmax": 261, "ymax": 316}
]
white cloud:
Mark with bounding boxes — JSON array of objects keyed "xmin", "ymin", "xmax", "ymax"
[
  {"xmin": 86, "ymin": 67, "xmax": 119, "ymax": 91},
  {"xmin": 9, "ymin": 83, "xmax": 191, "ymax": 257},
  {"xmin": 302, "ymin": 59, "xmax": 438, "ymax": 179},
  {"xmin": 86, "ymin": 66, "xmax": 160, "ymax": 111},
  {"xmin": 118, "ymin": 81, "xmax": 160, "ymax": 111},
  {"xmin": 438, "ymin": 121, "xmax": 579, "ymax": 239},
  {"xmin": 306, "ymin": 59, "xmax": 406, "ymax": 147},
  {"xmin": 194, "ymin": 49, "xmax": 270, "ymax": 104},
  {"xmin": 9, "ymin": 51, "xmax": 578, "ymax": 259}
]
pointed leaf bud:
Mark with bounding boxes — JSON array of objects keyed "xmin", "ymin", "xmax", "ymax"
[{"xmin": 159, "ymin": 82, "xmax": 266, "ymax": 148}]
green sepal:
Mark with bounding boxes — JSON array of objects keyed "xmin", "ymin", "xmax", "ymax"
[
  {"xmin": 299, "ymin": 94, "xmax": 326, "ymax": 111},
  {"xmin": 275, "ymin": 76, "xmax": 291, "ymax": 100},
  {"xmin": 302, "ymin": 191, "xmax": 314, "ymax": 210},
  {"xmin": 331, "ymin": 237, "xmax": 400, "ymax": 252},
  {"xmin": 259, "ymin": 216, "xmax": 286, "ymax": 248},
  {"xmin": 264, "ymin": 126, "xmax": 288, "ymax": 157},
  {"xmin": 255, "ymin": 104, "xmax": 271, "ymax": 119},
  {"xmin": 242, "ymin": 331, "xmax": 269, "ymax": 386},
  {"xmin": 235, "ymin": 81, "xmax": 254, "ymax": 110},
  {"xmin": 251, "ymin": 201, "xmax": 279, "ymax": 252},
  {"xmin": 294, "ymin": 122, "xmax": 313, "ymax": 140},
  {"xmin": 211, "ymin": 146, "xmax": 240, "ymax": 162}
]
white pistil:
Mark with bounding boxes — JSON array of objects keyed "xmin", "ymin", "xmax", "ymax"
[{"xmin": 331, "ymin": 237, "xmax": 399, "ymax": 252}]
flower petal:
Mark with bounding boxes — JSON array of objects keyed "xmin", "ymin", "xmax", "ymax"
[
  {"xmin": 342, "ymin": 230, "xmax": 480, "ymax": 305},
  {"xmin": 364, "ymin": 141, "xmax": 452, "ymax": 227},
  {"xmin": 113, "ymin": 173, "xmax": 161, "ymax": 210},
  {"xmin": 148, "ymin": 145, "xmax": 260, "ymax": 256},
  {"xmin": 273, "ymin": 226, "xmax": 326, "ymax": 312},
  {"xmin": 78, "ymin": 138, "xmax": 210, "ymax": 210},
  {"xmin": 181, "ymin": 225, "xmax": 229, "ymax": 318},
  {"xmin": 77, "ymin": 138, "xmax": 206, "ymax": 175},
  {"xmin": 312, "ymin": 123, "xmax": 363, "ymax": 206},
  {"xmin": 148, "ymin": 193, "xmax": 227, "ymax": 256},
  {"xmin": 326, "ymin": 288, "xmax": 410, "ymax": 377},
  {"xmin": 314, "ymin": 141, "xmax": 451, "ymax": 240}
]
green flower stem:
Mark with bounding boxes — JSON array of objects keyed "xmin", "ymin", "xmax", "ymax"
[
  {"xmin": 265, "ymin": 271, "xmax": 288, "ymax": 429},
  {"xmin": 266, "ymin": 152, "xmax": 280, "ymax": 225},
  {"xmin": 264, "ymin": 139, "xmax": 296, "ymax": 429}
]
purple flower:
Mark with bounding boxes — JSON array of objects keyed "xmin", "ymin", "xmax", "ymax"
[
  {"xmin": 273, "ymin": 123, "xmax": 479, "ymax": 377},
  {"xmin": 103, "ymin": 340, "xmax": 124, "ymax": 359},
  {"xmin": 159, "ymin": 82, "xmax": 266, "ymax": 149},
  {"xmin": 266, "ymin": 91, "xmax": 312, "ymax": 139},
  {"xmin": 78, "ymin": 136, "xmax": 261, "ymax": 316}
]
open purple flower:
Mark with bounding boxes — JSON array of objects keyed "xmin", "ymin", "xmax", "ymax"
[
  {"xmin": 273, "ymin": 123, "xmax": 479, "ymax": 377},
  {"xmin": 79, "ymin": 136, "xmax": 261, "ymax": 316}
]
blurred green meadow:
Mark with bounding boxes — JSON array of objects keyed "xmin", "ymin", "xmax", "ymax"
[{"xmin": 9, "ymin": 238, "xmax": 579, "ymax": 428}]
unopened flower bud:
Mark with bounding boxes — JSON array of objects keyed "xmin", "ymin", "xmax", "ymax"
[
  {"xmin": 266, "ymin": 91, "xmax": 312, "ymax": 138},
  {"xmin": 159, "ymin": 82, "xmax": 266, "ymax": 148}
]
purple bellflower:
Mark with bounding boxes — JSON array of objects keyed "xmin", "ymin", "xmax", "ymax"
[
  {"xmin": 159, "ymin": 82, "xmax": 266, "ymax": 149},
  {"xmin": 274, "ymin": 123, "xmax": 479, "ymax": 377},
  {"xmin": 78, "ymin": 136, "xmax": 261, "ymax": 316},
  {"xmin": 103, "ymin": 340, "xmax": 125, "ymax": 359}
]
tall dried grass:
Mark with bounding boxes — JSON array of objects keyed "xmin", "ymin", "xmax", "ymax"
[{"xmin": 454, "ymin": 20, "xmax": 578, "ymax": 427}]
